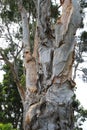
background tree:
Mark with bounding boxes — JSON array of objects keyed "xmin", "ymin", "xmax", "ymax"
[
  {"xmin": 0, "ymin": 1, "xmax": 24, "ymax": 128},
  {"xmin": 72, "ymin": 1, "xmax": 87, "ymax": 129},
  {"xmin": 0, "ymin": 62, "xmax": 23, "ymax": 129}
]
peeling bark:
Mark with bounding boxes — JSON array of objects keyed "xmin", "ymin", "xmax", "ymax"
[
  {"xmin": 18, "ymin": 2, "xmax": 38, "ymax": 95},
  {"xmin": 18, "ymin": 0, "xmax": 81, "ymax": 130}
]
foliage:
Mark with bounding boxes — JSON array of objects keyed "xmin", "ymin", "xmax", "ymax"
[
  {"xmin": 74, "ymin": 30, "xmax": 87, "ymax": 82},
  {"xmin": 72, "ymin": 95, "xmax": 87, "ymax": 130},
  {"xmin": 80, "ymin": 0, "xmax": 87, "ymax": 8},
  {"xmin": 51, "ymin": 2, "xmax": 60, "ymax": 22},
  {"xmin": 80, "ymin": 31, "xmax": 87, "ymax": 52},
  {"xmin": 0, "ymin": 0, "xmax": 20, "ymax": 23},
  {"xmin": 0, "ymin": 62, "xmax": 23, "ymax": 130},
  {"xmin": 0, "ymin": 123, "xmax": 17, "ymax": 130},
  {"xmin": 22, "ymin": 0, "xmax": 37, "ymax": 18}
]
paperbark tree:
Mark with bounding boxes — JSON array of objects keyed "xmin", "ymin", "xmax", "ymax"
[{"xmin": 18, "ymin": 0, "xmax": 81, "ymax": 130}]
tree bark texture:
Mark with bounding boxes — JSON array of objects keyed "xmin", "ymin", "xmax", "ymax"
[{"xmin": 19, "ymin": 0, "xmax": 81, "ymax": 130}]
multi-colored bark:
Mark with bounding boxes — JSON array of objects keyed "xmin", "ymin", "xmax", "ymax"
[{"xmin": 18, "ymin": 0, "xmax": 81, "ymax": 130}]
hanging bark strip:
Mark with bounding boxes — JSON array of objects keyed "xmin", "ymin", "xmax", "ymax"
[{"xmin": 18, "ymin": 0, "xmax": 81, "ymax": 130}]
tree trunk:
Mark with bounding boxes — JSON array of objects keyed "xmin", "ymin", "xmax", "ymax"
[{"xmin": 19, "ymin": 0, "xmax": 81, "ymax": 130}]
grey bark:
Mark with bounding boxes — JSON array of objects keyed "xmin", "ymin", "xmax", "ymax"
[{"xmin": 19, "ymin": 0, "xmax": 81, "ymax": 130}]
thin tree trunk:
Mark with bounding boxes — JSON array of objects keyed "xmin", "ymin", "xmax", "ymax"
[{"xmin": 19, "ymin": 0, "xmax": 81, "ymax": 130}]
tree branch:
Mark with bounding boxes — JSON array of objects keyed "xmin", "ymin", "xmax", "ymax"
[
  {"xmin": 0, "ymin": 48, "xmax": 25, "ymax": 104},
  {"xmin": 5, "ymin": 21, "xmax": 23, "ymax": 60},
  {"xmin": 37, "ymin": 0, "xmax": 52, "ymax": 40},
  {"xmin": 18, "ymin": 1, "xmax": 30, "ymax": 51}
]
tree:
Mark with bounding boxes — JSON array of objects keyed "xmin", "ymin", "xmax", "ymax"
[
  {"xmin": 72, "ymin": 94, "xmax": 87, "ymax": 130},
  {"xmin": 0, "ymin": 0, "xmax": 82, "ymax": 130},
  {"xmin": 17, "ymin": 0, "xmax": 81, "ymax": 130},
  {"xmin": 0, "ymin": 62, "xmax": 23, "ymax": 129}
]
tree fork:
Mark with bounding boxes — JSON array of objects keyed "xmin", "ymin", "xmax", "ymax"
[{"xmin": 18, "ymin": 0, "xmax": 81, "ymax": 130}]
